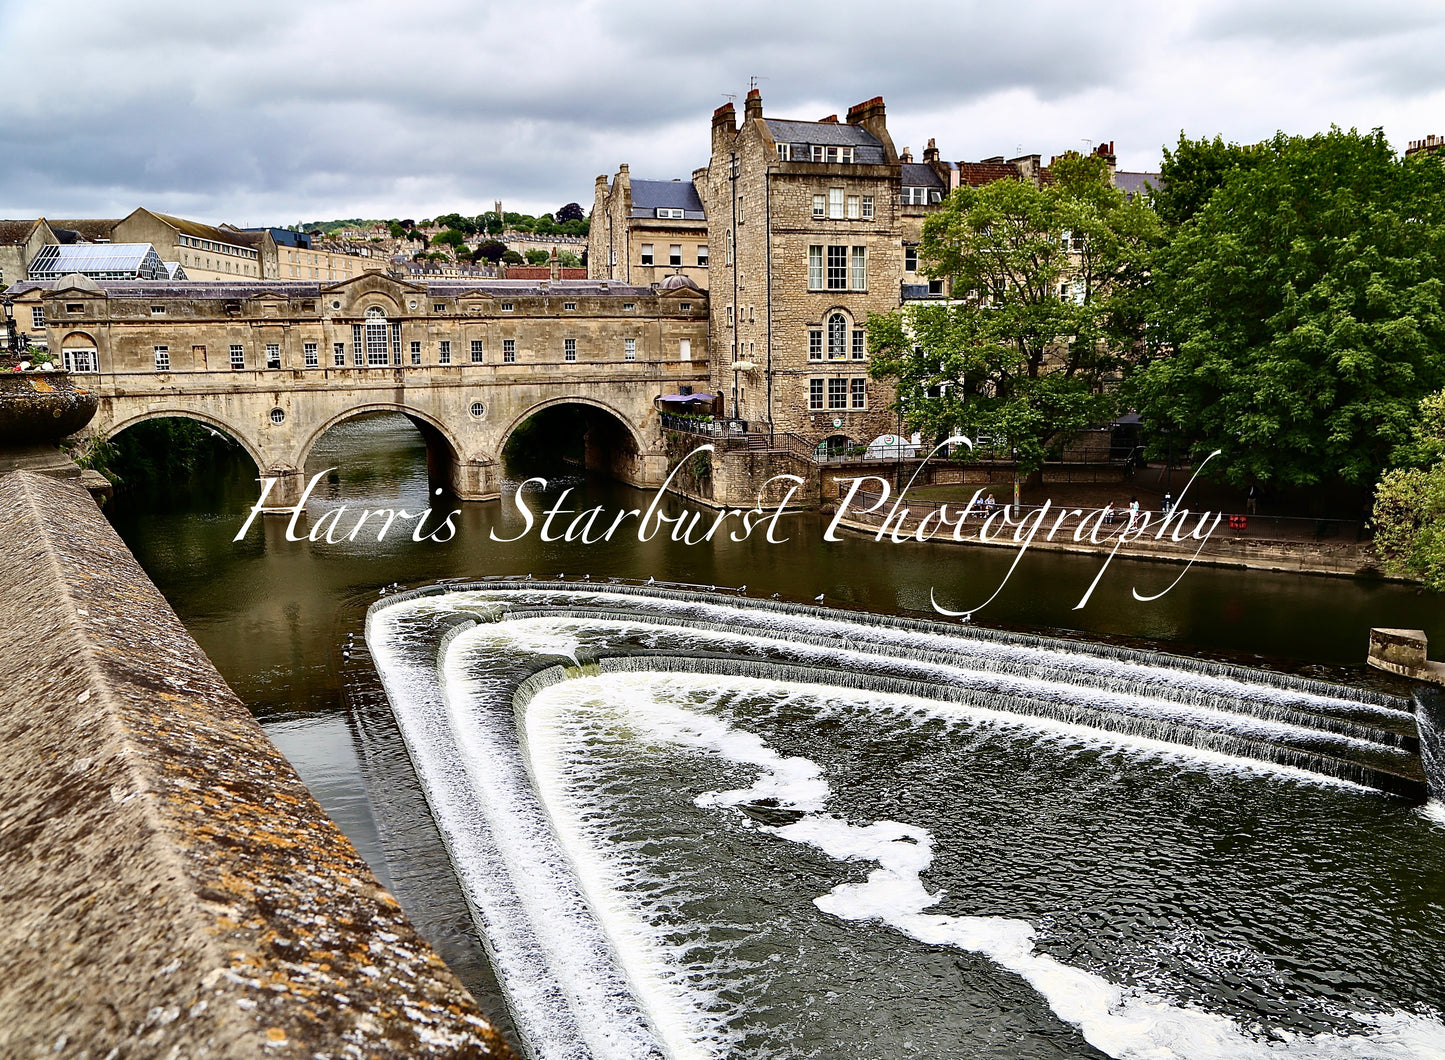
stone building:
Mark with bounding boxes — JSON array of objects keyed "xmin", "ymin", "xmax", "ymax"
[
  {"xmin": 7, "ymin": 272, "xmax": 706, "ymax": 378},
  {"xmin": 0, "ymin": 218, "xmax": 60, "ymax": 288},
  {"xmin": 590, "ymin": 166, "xmax": 709, "ymax": 290},
  {"xmin": 702, "ymin": 90, "xmax": 906, "ymax": 447}
]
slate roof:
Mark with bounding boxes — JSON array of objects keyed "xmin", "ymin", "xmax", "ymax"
[
  {"xmin": 46, "ymin": 219, "xmax": 119, "ymax": 242},
  {"xmin": 901, "ymin": 163, "xmax": 945, "ymax": 188},
  {"xmin": 150, "ymin": 212, "xmax": 260, "ymax": 247},
  {"xmin": 629, "ymin": 179, "xmax": 705, "ymax": 215},
  {"xmin": 6, "ymin": 278, "xmax": 659, "ymax": 300},
  {"xmin": 0, "ymin": 220, "xmax": 41, "ymax": 245},
  {"xmin": 1114, "ymin": 171, "xmax": 1160, "ymax": 200},
  {"xmin": 764, "ymin": 119, "xmax": 887, "ymax": 164}
]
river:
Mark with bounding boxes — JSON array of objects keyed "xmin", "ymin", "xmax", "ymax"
[{"xmin": 106, "ymin": 413, "xmax": 1445, "ymax": 1059}]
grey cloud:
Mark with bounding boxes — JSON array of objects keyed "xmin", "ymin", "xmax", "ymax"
[{"xmin": 1195, "ymin": 0, "xmax": 1444, "ymax": 44}]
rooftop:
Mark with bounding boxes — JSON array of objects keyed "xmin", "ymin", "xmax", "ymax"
[
  {"xmin": 628, "ymin": 179, "xmax": 705, "ymax": 218},
  {"xmin": 765, "ymin": 119, "xmax": 887, "ymax": 164},
  {"xmin": 27, "ymin": 243, "xmax": 169, "ymax": 281}
]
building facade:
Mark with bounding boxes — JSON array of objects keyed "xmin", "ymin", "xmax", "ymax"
[
  {"xmin": 703, "ymin": 91, "xmax": 907, "ymax": 446},
  {"xmin": 590, "ymin": 165, "xmax": 710, "ymax": 290}
]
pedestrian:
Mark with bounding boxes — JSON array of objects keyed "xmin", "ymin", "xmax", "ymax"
[
  {"xmin": 983, "ymin": 492, "xmax": 997, "ymax": 518},
  {"xmin": 1102, "ymin": 502, "xmax": 1115, "ymax": 525},
  {"xmin": 1161, "ymin": 493, "xmax": 1173, "ymax": 516},
  {"xmin": 1246, "ymin": 484, "xmax": 1258, "ymax": 516},
  {"xmin": 1128, "ymin": 496, "xmax": 1140, "ymax": 527}
]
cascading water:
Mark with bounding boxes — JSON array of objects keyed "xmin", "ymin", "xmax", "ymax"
[
  {"xmin": 366, "ymin": 581, "xmax": 1445, "ymax": 1060},
  {"xmin": 1416, "ymin": 689, "xmax": 1445, "ymax": 805}
]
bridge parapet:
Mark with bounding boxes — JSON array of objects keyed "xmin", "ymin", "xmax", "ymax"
[{"xmin": 0, "ymin": 468, "xmax": 513, "ymax": 1057}]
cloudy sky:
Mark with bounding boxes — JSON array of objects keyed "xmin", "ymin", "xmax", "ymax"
[{"xmin": 2, "ymin": 0, "xmax": 1442, "ymax": 227}]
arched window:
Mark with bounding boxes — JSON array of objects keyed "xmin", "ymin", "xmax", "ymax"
[
  {"xmin": 827, "ymin": 312, "xmax": 848, "ymax": 360},
  {"xmin": 364, "ymin": 306, "xmax": 388, "ymax": 365}
]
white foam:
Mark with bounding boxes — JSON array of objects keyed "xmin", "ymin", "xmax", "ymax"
[{"xmin": 528, "ymin": 670, "xmax": 1445, "ymax": 1060}]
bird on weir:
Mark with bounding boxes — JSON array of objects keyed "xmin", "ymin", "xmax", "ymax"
[{"xmin": 814, "ymin": 593, "xmax": 825, "ymax": 602}]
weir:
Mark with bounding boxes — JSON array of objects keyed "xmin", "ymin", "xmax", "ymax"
[{"xmin": 366, "ymin": 580, "xmax": 1445, "ymax": 1059}]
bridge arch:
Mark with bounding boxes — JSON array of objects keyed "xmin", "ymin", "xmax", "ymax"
[
  {"xmin": 497, "ymin": 394, "xmax": 648, "ymax": 457},
  {"xmin": 294, "ymin": 402, "xmax": 476, "ymax": 485},
  {"xmin": 105, "ymin": 408, "xmax": 266, "ymax": 479}
]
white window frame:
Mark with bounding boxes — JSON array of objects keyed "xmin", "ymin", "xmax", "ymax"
[
  {"xmin": 828, "ymin": 187, "xmax": 844, "ymax": 220},
  {"xmin": 777, "ymin": 143, "xmax": 791, "ymax": 161},
  {"xmin": 31, "ymin": 307, "xmax": 44, "ymax": 329},
  {"xmin": 563, "ymin": 302, "xmax": 577, "ymax": 311},
  {"xmin": 64, "ymin": 348, "xmax": 97, "ymax": 372},
  {"xmin": 153, "ymin": 345, "xmax": 169, "ymax": 371},
  {"xmin": 230, "ymin": 344, "xmax": 244, "ymax": 370},
  {"xmin": 266, "ymin": 343, "xmax": 281, "ymax": 369},
  {"xmin": 679, "ymin": 338, "xmax": 691, "ymax": 361},
  {"xmin": 333, "ymin": 342, "xmax": 346, "ymax": 366},
  {"xmin": 640, "ymin": 243, "xmax": 654, "ymax": 266},
  {"xmin": 809, "ymin": 377, "xmax": 825, "ymax": 409},
  {"xmin": 697, "ymin": 245, "xmax": 708, "ymax": 267},
  {"xmin": 503, "ymin": 339, "xmax": 516, "ymax": 363},
  {"xmin": 851, "ymin": 378, "xmax": 867, "ymax": 408},
  {"xmin": 410, "ymin": 340, "xmax": 422, "ymax": 365},
  {"xmin": 851, "ymin": 246, "xmax": 867, "ymax": 290},
  {"xmin": 564, "ymin": 338, "xmax": 576, "ymax": 362},
  {"xmin": 808, "ymin": 328, "xmax": 822, "ymax": 361},
  {"xmin": 471, "ymin": 339, "xmax": 484, "ymax": 363},
  {"xmin": 669, "ymin": 244, "xmax": 682, "ymax": 267},
  {"xmin": 813, "ymin": 194, "xmax": 825, "ymax": 219},
  {"xmin": 439, "ymin": 340, "xmax": 452, "ymax": 365},
  {"xmin": 862, "ymin": 195, "xmax": 874, "ymax": 219},
  {"xmin": 808, "ymin": 245, "xmax": 824, "ymax": 290},
  {"xmin": 624, "ymin": 337, "xmax": 637, "ymax": 361},
  {"xmin": 304, "ymin": 342, "xmax": 318, "ymax": 367}
]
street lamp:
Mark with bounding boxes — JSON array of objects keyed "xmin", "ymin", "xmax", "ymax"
[
  {"xmin": 1012, "ymin": 447, "xmax": 1021, "ymax": 508},
  {"xmin": 2, "ymin": 298, "xmax": 29, "ymax": 357}
]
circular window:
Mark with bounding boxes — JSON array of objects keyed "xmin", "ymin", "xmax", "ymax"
[
  {"xmin": 269, "ymin": 408, "xmax": 285, "ymax": 425},
  {"xmin": 408, "ymin": 300, "xmax": 418, "ymax": 309},
  {"xmin": 469, "ymin": 401, "xmax": 485, "ymax": 419},
  {"xmin": 331, "ymin": 300, "xmax": 341, "ymax": 309}
]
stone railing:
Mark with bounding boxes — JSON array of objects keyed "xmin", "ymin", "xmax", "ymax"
[{"xmin": 0, "ymin": 469, "xmax": 513, "ymax": 1058}]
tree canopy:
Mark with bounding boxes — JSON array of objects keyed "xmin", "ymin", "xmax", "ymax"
[
  {"xmin": 557, "ymin": 202, "xmax": 585, "ymax": 223},
  {"xmin": 867, "ymin": 153, "xmax": 1161, "ymax": 470},
  {"xmin": 1128, "ymin": 128, "xmax": 1445, "ymax": 486},
  {"xmin": 1372, "ymin": 389, "xmax": 1445, "ymax": 589}
]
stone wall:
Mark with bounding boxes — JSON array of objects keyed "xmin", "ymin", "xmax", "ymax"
[{"xmin": 0, "ymin": 469, "xmax": 513, "ymax": 1058}]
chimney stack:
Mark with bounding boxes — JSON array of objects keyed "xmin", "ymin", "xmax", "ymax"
[
  {"xmin": 744, "ymin": 88, "xmax": 763, "ymax": 121},
  {"xmin": 923, "ymin": 137, "xmax": 939, "ymax": 163}
]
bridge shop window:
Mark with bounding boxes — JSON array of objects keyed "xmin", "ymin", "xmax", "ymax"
[
  {"xmin": 564, "ymin": 338, "xmax": 577, "ymax": 362},
  {"xmin": 150, "ymin": 304, "xmax": 166, "ymax": 316},
  {"xmin": 392, "ymin": 323, "xmax": 402, "ymax": 365},
  {"xmin": 623, "ymin": 302, "xmax": 635, "ymax": 311},
  {"xmin": 411, "ymin": 340, "xmax": 422, "ymax": 365},
  {"xmin": 333, "ymin": 342, "xmax": 346, "ymax": 367},
  {"xmin": 64, "ymin": 348, "xmax": 97, "ymax": 372},
  {"xmin": 31, "ymin": 307, "xmax": 45, "ymax": 329},
  {"xmin": 66, "ymin": 303, "xmax": 83, "ymax": 314},
  {"xmin": 503, "ymin": 339, "xmax": 516, "ymax": 363},
  {"xmin": 304, "ymin": 342, "xmax": 318, "ymax": 368},
  {"xmin": 229, "ymin": 344, "xmax": 244, "ymax": 370},
  {"xmin": 564, "ymin": 302, "xmax": 577, "ymax": 311},
  {"xmin": 470, "ymin": 340, "xmax": 484, "ymax": 363},
  {"xmin": 434, "ymin": 303, "xmax": 446, "ymax": 313},
  {"xmin": 153, "ymin": 345, "xmax": 169, "ymax": 372},
  {"xmin": 439, "ymin": 340, "xmax": 452, "ymax": 365},
  {"xmin": 501, "ymin": 302, "xmax": 514, "ymax": 312},
  {"xmin": 266, "ymin": 343, "xmax": 281, "ymax": 369},
  {"xmin": 624, "ymin": 337, "xmax": 636, "ymax": 361}
]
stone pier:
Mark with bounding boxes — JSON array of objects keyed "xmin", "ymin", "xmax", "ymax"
[{"xmin": 0, "ymin": 469, "xmax": 513, "ymax": 1058}]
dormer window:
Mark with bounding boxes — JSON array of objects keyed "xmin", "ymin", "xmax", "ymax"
[
  {"xmin": 777, "ymin": 144, "xmax": 792, "ymax": 162},
  {"xmin": 656, "ymin": 208, "xmax": 685, "ymax": 219}
]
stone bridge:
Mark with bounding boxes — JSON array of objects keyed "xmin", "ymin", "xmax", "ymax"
[{"xmin": 12, "ymin": 272, "xmax": 712, "ymax": 505}]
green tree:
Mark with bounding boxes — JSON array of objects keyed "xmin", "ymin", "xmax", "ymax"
[
  {"xmin": 472, "ymin": 239, "xmax": 508, "ymax": 264},
  {"xmin": 557, "ymin": 251, "xmax": 581, "ymax": 268},
  {"xmin": 387, "ymin": 221, "xmax": 407, "ymax": 239},
  {"xmin": 867, "ymin": 153, "xmax": 1161, "ymax": 471},
  {"xmin": 557, "ymin": 202, "xmax": 585, "ymax": 223},
  {"xmin": 1153, "ymin": 133, "xmax": 1265, "ymax": 228},
  {"xmin": 523, "ymin": 249, "xmax": 551, "ymax": 266},
  {"xmin": 501, "ymin": 250, "xmax": 524, "ymax": 264},
  {"xmin": 433, "ymin": 229, "xmax": 469, "ymax": 255},
  {"xmin": 1373, "ymin": 389, "xmax": 1445, "ymax": 589},
  {"xmin": 1129, "ymin": 128, "xmax": 1445, "ymax": 487}
]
